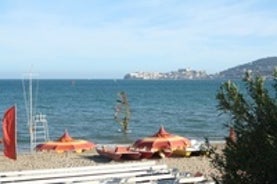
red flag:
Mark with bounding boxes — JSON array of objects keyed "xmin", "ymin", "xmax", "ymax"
[{"xmin": 2, "ymin": 105, "xmax": 17, "ymax": 160}]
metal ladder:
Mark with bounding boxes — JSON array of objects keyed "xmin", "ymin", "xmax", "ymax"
[{"xmin": 30, "ymin": 113, "xmax": 50, "ymax": 150}]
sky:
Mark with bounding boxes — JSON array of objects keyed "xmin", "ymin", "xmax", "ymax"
[{"xmin": 0, "ymin": 0, "xmax": 277, "ymax": 79}]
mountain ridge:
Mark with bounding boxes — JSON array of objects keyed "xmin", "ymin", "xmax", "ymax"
[{"xmin": 217, "ymin": 56, "xmax": 277, "ymax": 79}]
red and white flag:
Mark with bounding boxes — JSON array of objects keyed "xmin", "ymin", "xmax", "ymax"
[{"xmin": 2, "ymin": 105, "xmax": 17, "ymax": 160}]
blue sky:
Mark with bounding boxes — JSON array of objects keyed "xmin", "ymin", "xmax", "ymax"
[{"xmin": 0, "ymin": 0, "xmax": 277, "ymax": 79}]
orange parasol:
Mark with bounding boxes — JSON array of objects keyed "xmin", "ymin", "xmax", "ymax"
[
  {"xmin": 133, "ymin": 126, "xmax": 191, "ymax": 152},
  {"xmin": 229, "ymin": 127, "xmax": 237, "ymax": 143},
  {"xmin": 35, "ymin": 130, "xmax": 95, "ymax": 153}
]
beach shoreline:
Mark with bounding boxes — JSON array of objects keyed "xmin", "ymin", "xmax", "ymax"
[{"xmin": 0, "ymin": 143, "xmax": 224, "ymax": 180}]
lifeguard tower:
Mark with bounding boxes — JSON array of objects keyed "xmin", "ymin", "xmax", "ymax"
[{"xmin": 23, "ymin": 72, "xmax": 50, "ymax": 152}]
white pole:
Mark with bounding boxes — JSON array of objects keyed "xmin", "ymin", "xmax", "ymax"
[{"xmin": 29, "ymin": 73, "xmax": 33, "ymax": 152}]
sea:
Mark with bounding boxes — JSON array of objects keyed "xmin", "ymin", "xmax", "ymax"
[{"xmin": 0, "ymin": 79, "xmax": 231, "ymax": 152}]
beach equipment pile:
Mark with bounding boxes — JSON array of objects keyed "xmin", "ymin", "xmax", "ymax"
[
  {"xmin": 0, "ymin": 161, "xmax": 215, "ymax": 184},
  {"xmin": 96, "ymin": 126, "xmax": 209, "ymax": 160}
]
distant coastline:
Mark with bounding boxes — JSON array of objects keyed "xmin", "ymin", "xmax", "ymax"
[
  {"xmin": 124, "ymin": 57, "xmax": 277, "ymax": 80},
  {"xmin": 124, "ymin": 68, "xmax": 212, "ymax": 80}
]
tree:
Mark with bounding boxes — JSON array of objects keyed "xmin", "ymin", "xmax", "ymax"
[
  {"xmin": 212, "ymin": 70, "xmax": 277, "ymax": 184},
  {"xmin": 114, "ymin": 91, "xmax": 131, "ymax": 133}
]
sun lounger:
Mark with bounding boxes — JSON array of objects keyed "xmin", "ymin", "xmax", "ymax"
[
  {"xmin": 0, "ymin": 161, "xmax": 172, "ymax": 184},
  {"xmin": 0, "ymin": 160, "xmax": 215, "ymax": 184}
]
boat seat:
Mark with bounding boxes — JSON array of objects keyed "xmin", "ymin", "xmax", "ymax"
[{"xmin": 115, "ymin": 146, "xmax": 129, "ymax": 153}]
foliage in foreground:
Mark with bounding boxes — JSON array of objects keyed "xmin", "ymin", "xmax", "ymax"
[{"xmin": 212, "ymin": 70, "xmax": 277, "ymax": 184}]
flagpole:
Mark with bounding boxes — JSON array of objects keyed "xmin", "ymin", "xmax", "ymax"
[{"xmin": 29, "ymin": 73, "xmax": 33, "ymax": 152}]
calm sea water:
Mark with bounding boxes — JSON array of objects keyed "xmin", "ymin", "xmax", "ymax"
[{"xmin": 0, "ymin": 79, "xmax": 229, "ymax": 152}]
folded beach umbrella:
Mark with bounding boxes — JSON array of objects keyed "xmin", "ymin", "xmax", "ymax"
[
  {"xmin": 35, "ymin": 130, "xmax": 95, "ymax": 153},
  {"xmin": 133, "ymin": 126, "xmax": 191, "ymax": 152}
]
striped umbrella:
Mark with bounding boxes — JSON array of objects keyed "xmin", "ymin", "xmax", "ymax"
[
  {"xmin": 35, "ymin": 130, "xmax": 95, "ymax": 153},
  {"xmin": 133, "ymin": 126, "xmax": 191, "ymax": 152}
]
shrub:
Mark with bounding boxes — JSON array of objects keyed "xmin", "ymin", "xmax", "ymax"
[{"xmin": 212, "ymin": 70, "xmax": 277, "ymax": 184}]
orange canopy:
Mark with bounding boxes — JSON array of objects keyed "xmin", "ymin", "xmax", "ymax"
[
  {"xmin": 133, "ymin": 126, "xmax": 191, "ymax": 151},
  {"xmin": 229, "ymin": 127, "xmax": 237, "ymax": 142},
  {"xmin": 35, "ymin": 130, "xmax": 95, "ymax": 153}
]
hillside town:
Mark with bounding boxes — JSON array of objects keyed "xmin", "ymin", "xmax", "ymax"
[
  {"xmin": 124, "ymin": 57, "xmax": 277, "ymax": 80},
  {"xmin": 124, "ymin": 68, "xmax": 210, "ymax": 80}
]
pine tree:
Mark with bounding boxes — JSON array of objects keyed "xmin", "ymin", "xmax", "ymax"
[{"xmin": 212, "ymin": 70, "xmax": 277, "ymax": 184}]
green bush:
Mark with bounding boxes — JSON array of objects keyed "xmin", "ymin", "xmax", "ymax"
[{"xmin": 212, "ymin": 70, "xmax": 277, "ymax": 184}]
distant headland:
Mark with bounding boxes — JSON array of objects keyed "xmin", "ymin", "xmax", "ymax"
[{"xmin": 123, "ymin": 57, "xmax": 277, "ymax": 80}]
